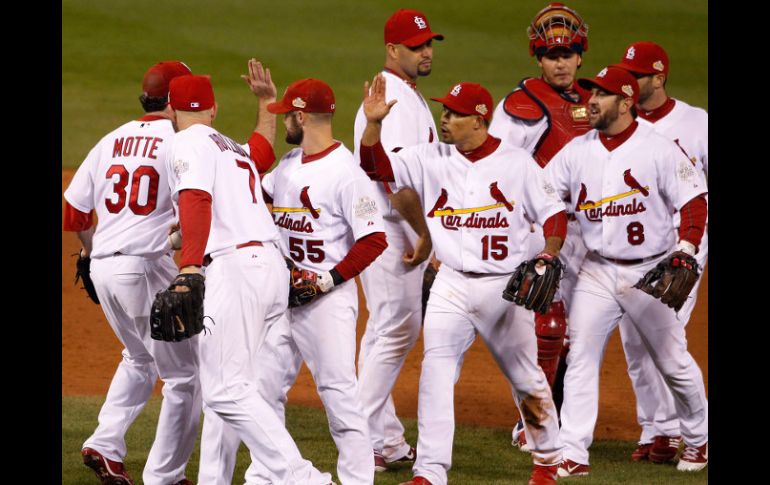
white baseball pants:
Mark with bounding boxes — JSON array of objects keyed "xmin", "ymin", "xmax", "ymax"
[
  {"xmin": 412, "ymin": 266, "xmax": 562, "ymax": 485},
  {"xmin": 619, "ymin": 231, "xmax": 709, "ymax": 443},
  {"xmin": 357, "ymin": 216, "xmax": 426, "ymax": 461},
  {"xmin": 559, "ymin": 252, "xmax": 709, "ymax": 465},
  {"xmin": 84, "ymin": 254, "xmax": 201, "ymax": 485},
  {"xmin": 197, "ymin": 244, "xmax": 331, "ymax": 485}
]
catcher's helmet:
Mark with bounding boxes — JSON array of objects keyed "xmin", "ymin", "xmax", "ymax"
[{"xmin": 528, "ymin": 2, "xmax": 588, "ymax": 57}]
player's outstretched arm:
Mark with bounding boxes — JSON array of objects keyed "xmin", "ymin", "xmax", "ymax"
[
  {"xmin": 361, "ymin": 73, "xmax": 397, "ymax": 146},
  {"xmin": 242, "ymin": 58, "xmax": 277, "ymax": 146}
]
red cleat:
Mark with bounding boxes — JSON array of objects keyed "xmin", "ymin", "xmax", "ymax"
[
  {"xmin": 649, "ymin": 435, "xmax": 682, "ymax": 463},
  {"xmin": 398, "ymin": 477, "xmax": 432, "ymax": 485},
  {"xmin": 529, "ymin": 464, "xmax": 558, "ymax": 484},
  {"xmin": 677, "ymin": 442, "xmax": 707, "ymax": 472},
  {"xmin": 557, "ymin": 459, "xmax": 590, "ymax": 477},
  {"xmin": 81, "ymin": 447, "xmax": 134, "ymax": 485},
  {"xmin": 631, "ymin": 442, "xmax": 653, "ymax": 461}
]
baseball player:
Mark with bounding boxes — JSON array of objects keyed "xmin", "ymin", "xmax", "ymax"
[
  {"xmin": 194, "ymin": 78, "xmax": 387, "ymax": 485},
  {"xmin": 352, "ymin": 8, "xmax": 442, "ymax": 470},
  {"xmin": 612, "ymin": 41, "xmax": 709, "ymax": 464},
  {"xmin": 166, "ymin": 74, "xmax": 333, "ymax": 485},
  {"xmin": 63, "ymin": 60, "xmax": 200, "ymax": 485},
  {"xmin": 544, "ymin": 66, "xmax": 709, "ymax": 476},
  {"xmin": 488, "ymin": 2, "xmax": 591, "ymax": 451},
  {"xmin": 360, "ymin": 74, "xmax": 567, "ymax": 485}
]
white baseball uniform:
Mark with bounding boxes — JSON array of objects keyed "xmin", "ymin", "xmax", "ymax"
[
  {"xmin": 545, "ymin": 121, "xmax": 709, "ymax": 465},
  {"xmin": 352, "ymin": 69, "xmax": 437, "ymax": 461},
  {"xmin": 64, "ymin": 115, "xmax": 201, "ymax": 485},
  {"xmin": 169, "ymin": 123, "xmax": 332, "ymax": 485},
  {"xmin": 617, "ymin": 99, "xmax": 708, "ymax": 444},
  {"xmin": 373, "ymin": 138, "xmax": 566, "ymax": 485},
  {"xmin": 199, "ymin": 141, "xmax": 385, "ymax": 485}
]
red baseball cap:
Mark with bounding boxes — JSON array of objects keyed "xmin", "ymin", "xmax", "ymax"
[
  {"xmin": 578, "ymin": 66, "xmax": 639, "ymax": 104},
  {"xmin": 431, "ymin": 82, "xmax": 493, "ymax": 121},
  {"xmin": 384, "ymin": 9, "xmax": 444, "ymax": 47},
  {"xmin": 142, "ymin": 61, "xmax": 192, "ymax": 97},
  {"xmin": 615, "ymin": 41, "xmax": 669, "ymax": 76},
  {"xmin": 267, "ymin": 78, "xmax": 336, "ymax": 114},
  {"xmin": 169, "ymin": 75, "xmax": 215, "ymax": 112}
]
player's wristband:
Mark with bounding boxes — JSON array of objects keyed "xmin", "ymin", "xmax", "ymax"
[
  {"xmin": 317, "ymin": 271, "xmax": 336, "ymax": 293},
  {"xmin": 675, "ymin": 240, "xmax": 697, "ymax": 256}
]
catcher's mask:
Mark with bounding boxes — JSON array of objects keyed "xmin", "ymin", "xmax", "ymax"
[{"xmin": 528, "ymin": 2, "xmax": 588, "ymax": 57}]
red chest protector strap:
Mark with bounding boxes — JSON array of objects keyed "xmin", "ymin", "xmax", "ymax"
[{"xmin": 503, "ymin": 77, "xmax": 592, "ymax": 167}]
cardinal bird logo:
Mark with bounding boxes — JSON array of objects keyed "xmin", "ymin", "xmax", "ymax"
[
  {"xmin": 489, "ymin": 182, "xmax": 514, "ymax": 212},
  {"xmin": 623, "ymin": 169, "xmax": 649, "ymax": 197},
  {"xmin": 427, "ymin": 188, "xmax": 449, "ymax": 218},
  {"xmin": 299, "ymin": 186, "xmax": 320, "ymax": 219},
  {"xmin": 575, "ymin": 183, "xmax": 594, "ymax": 211}
]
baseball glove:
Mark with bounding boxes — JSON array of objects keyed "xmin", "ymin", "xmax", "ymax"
[
  {"xmin": 633, "ymin": 251, "xmax": 700, "ymax": 312},
  {"xmin": 150, "ymin": 273, "xmax": 205, "ymax": 342},
  {"xmin": 286, "ymin": 258, "xmax": 323, "ymax": 308},
  {"xmin": 422, "ymin": 263, "xmax": 438, "ymax": 321},
  {"xmin": 502, "ymin": 252, "xmax": 564, "ymax": 314},
  {"xmin": 74, "ymin": 252, "xmax": 100, "ymax": 304}
]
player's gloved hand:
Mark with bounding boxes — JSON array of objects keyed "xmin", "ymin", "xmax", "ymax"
[
  {"xmin": 150, "ymin": 271, "xmax": 206, "ymax": 342},
  {"xmin": 286, "ymin": 258, "xmax": 334, "ymax": 308},
  {"xmin": 633, "ymin": 248, "xmax": 700, "ymax": 312},
  {"xmin": 502, "ymin": 252, "xmax": 564, "ymax": 314},
  {"xmin": 74, "ymin": 249, "xmax": 100, "ymax": 304}
]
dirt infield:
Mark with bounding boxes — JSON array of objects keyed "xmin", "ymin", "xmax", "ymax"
[{"xmin": 62, "ymin": 169, "xmax": 707, "ymax": 440}]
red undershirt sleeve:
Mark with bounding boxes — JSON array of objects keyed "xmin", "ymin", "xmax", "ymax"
[
  {"xmin": 542, "ymin": 210, "xmax": 568, "ymax": 241},
  {"xmin": 62, "ymin": 202, "xmax": 94, "ymax": 231},
  {"xmin": 359, "ymin": 141, "xmax": 395, "ymax": 182},
  {"xmin": 333, "ymin": 232, "xmax": 388, "ymax": 282},
  {"xmin": 248, "ymin": 132, "xmax": 276, "ymax": 175},
  {"xmin": 678, "ymin": 195, "xmax": 707, "ymax": 251},
  {"xmin": 179, "ymin": 189, "xmax": 213, "ymax": 268}
]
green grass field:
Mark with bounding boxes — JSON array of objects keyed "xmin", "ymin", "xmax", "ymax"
[
  {"xmin": 62, "ymin": 0, "xmax": 707, "ymax": 169},
  {"xmin": 64, "ymin": 397, "xmax": 707, "ymax": 484}
]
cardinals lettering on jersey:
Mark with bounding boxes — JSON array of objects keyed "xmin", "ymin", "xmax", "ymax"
[{"xmin": 575, "ymin": 169, "xmax": 650, "ymax": 223}]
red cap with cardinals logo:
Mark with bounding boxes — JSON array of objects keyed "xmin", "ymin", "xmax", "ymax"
[
  {"xmin": 142, "ymin": 61, "xmax": 192, "ymax": 97},
  {"xmin": 578, "ymin": 66, "xmax": 639, "ymax": 104},
  {"xmin": 615, "ymin": 41, "xmax": 669, "ymax": 76},
  {"xmin": 169, "ymin": 75, "xmax": 215, "ymax": 112},
  {"xmin": 267, "ymin": 78, "xmax": 336, "ymax": 114},
  {"xmin": 431, "ymin": 82, "xmax": 493, "ymax": 121},
  {"xmin": 384, "ymin": 9, "xmax": 444, "ymax": 47}
]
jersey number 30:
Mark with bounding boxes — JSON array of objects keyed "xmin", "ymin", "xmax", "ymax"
[{"xmin": 105, "ymin": 165, "xmax": 159, "ymax": 215}]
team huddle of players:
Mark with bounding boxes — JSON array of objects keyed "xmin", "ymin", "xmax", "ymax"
[{"xmin": 64, "ymin": 3, "xmax": 708, "ymax": 485}]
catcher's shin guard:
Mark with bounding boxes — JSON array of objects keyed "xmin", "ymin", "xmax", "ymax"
[{"xmin": 534, "ymin": 300, "xmax": 567, "ymax": 387}]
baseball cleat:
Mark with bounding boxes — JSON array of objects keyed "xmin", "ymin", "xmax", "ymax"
[
  {"xmin": 81, "ymin": 447, "xmax": 134, "ymax": 485},
  {"xmin": 172, "ymin": 480, "xmax": 194, "ymax": 485},
  {"xmin": 649, "ymin": 435, "xmax": 682, "ymax": 463},
  {"xmin": 557, "ymin": 459, "xmax": 590, "ymax": 477},
  {"xmin": 512, "ymin": 420, "xmax": 531, "ymax": 452},
  {"xmin": 528, "ymin": 464, "xmax": 558, "ymax": 484},
  {"xmin": 388, "ymin": 446, "xmax": 417, "ymax": 463},
  {"xmin": 676, "ymin": 442, "xmax": 707, "ymax": 472},
  {"xmin": 374, "ymin": 451, "xmax": 387, "ymax": 472},
  {"xmin": 631, "ymin": 442, "xmax": 653, "ymax": 461},
  {"xmin": 398, "ymin": 477, "xmax": 432, "ymax": 485}
]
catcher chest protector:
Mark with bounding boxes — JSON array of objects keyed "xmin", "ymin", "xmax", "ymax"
[{"xmin": 503, "ymin": 78, "xmax": 592, "ymax": 167}]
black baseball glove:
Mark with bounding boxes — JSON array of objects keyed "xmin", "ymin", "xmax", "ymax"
[
  {"xmin": 503, "ymin": 253, "xmax": 564, "ymax": 314},
  {"xmin": 422, "ymin": 263, "xmax": 438, "ymax": 321},
  {"xmin": 633, "ymin": 251, "xmax": 700, "ymax": 312},
  {"xmin": 74, "ymin": 252, "xmax": 100, "ymax": 304},
  {"xmin": 150, "ymin": 273, "xmax": 205, "ymax": 342},
  {"xmin": 286, "ymin": 258, "xmax": 322, "ymax": 308}
]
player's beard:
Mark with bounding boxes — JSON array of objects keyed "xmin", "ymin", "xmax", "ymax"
[
  {"xmin": 417, "ymin": 64, "xmax": 432, "ymax": 77},
  {"xmin": 285, "ymin": 115, "xmax": 304, "ymax": 145},
  {"xmin": 589, "ymin": 100, "xmax": 621, "ymax": 131},
  {"xmin": 637, "ymin": 82, "xmax": 654, "ymax": 106}
]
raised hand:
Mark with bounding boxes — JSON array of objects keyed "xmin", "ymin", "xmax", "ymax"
[
  {"xmin": 241, "ymin": 58, "xmax": 276, "ymax": 100},
  {"xmin": 363, "ymin": 73, "xmax": 397, "ymax": 123}
]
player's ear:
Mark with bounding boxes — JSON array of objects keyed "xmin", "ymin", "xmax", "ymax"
[
  {"xmin": 211, "ymin": 102, "xmax": 218, "ymax": 122},
  {"xmin": 576, "ymin": 54, "xmax": 582, "ymax": 68}
]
